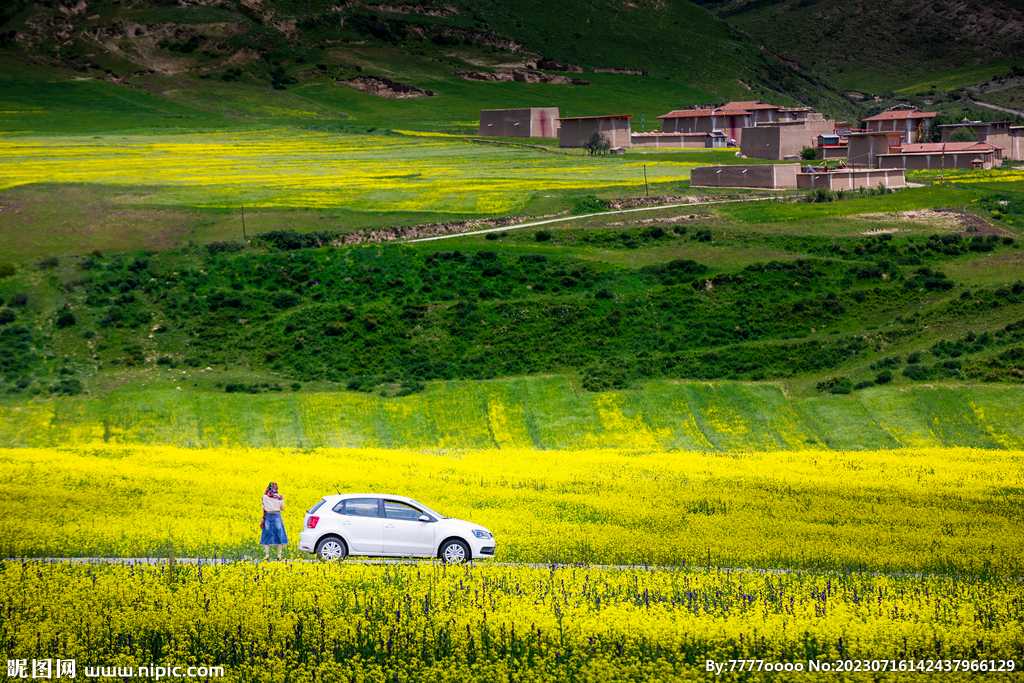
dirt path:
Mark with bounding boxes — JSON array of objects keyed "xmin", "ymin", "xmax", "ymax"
[
  {"xmin": 969, "ymin": 98, "xmax": 1024, "ymax": 118},
  {"xmin": 405, "ymin": 196, "xmax": 778, "ymax": 243}
]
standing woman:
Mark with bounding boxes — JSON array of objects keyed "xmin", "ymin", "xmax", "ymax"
[{"xmin": 260, "ymin": 482, "xmax": 288, "ymax": 560}]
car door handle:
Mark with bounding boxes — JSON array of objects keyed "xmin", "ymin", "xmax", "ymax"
[
  {"xmin": 341, "ymin": 521, "xmax": 352, "ymax": 526},
  {"xmin": 384, "ymin": 524, "xmax": 395, "ymax": 529}
]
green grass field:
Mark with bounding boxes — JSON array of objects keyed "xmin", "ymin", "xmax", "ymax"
[{"xmin": 3, "ymin": 378, "xmax": 1024, "ymax": 452}]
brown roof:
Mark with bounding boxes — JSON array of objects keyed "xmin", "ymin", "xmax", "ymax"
[
  {"xmin": 558, "ymin": 114, "xmax": 632, "ymax": 121},
  {"xmin": 862, "ymin": 110, "xmax": 937, "ymax": 121},
  {"xmin": 899, "ymin": 142, "xmax": 1002, "ymax": 153},
  {"xmin": 657, "ymin": 109, "xmax": 716, "ymax": 119},
  {"xmin": 716, "ymin": 109, "xmax": 753, "ymax": 115},
  {"xmin": 725, "ymin": 100, "xmax": 780, "ymax": 110}
]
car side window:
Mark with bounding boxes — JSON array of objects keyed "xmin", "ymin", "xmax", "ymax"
[
  {"xmin": 384, "ymin": 500, "xmax": 425, "ymax": 521},
  {"xmin": 336, "ymin": 498, "xmax": 380, "ymax": 517}
]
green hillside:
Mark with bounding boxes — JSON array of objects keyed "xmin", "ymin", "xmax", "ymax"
[
  {"xmin": 4, "ymin": 378, "xmax": 1024, "ymax": 451},
  {"xmin": 704, "ymin": 0, "xmax": 1024, "ymax": 96},
  {"xmin": 0, "ymin": 0, "xmax": 853, "ymax": 131}
]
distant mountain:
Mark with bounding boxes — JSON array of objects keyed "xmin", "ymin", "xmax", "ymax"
[
  {"xmin": 0, "ymin": 0, "xmax": 853, "ymax": 124},
  {"xmin": 698, "ymin": 0, "xmax": 1024, "ymax": 93}
]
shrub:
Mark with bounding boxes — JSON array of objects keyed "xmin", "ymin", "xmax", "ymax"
[
  {"xmin": 347, "ymin": 375, "xmax": 380, "ymax": 392},
  {"xmin": 0, "ymin": 309, "xmax": 14, "ymax": 325},
  {"xmin": 49, "ymin": 378, "xmax": 83, "ymax": 396},
  {"xmin": 55, "ymin": 310, "xmax": 77, "ymax": 329},
  {"xmin": 10, "ymin": 293, "xmax": 28, "ymax": 307},
  {"xmin": 0, "ymin": 263, "xmax": 15, "ymax": 279},
  {"xmin": 902, "ymin": 364, "xmax": 931, "ymax": 380},
  {"xmin": 800, "ymin": 146, "xmax": 818, "ymax": 161},
  {"xmin": 38, "ymin": 256, "xmax": 60, "ymax": 269},
  {"xmin": 272, "ymin": 292, "xmax": 301, "ymax": 309},
  {"xmin": 816, "ymin": 377, "xmax": 852, "ymax": 394},
  {"xmin": 595, "ymin": 288, "xmax": 614, "ymax": 300},
  {"xmin": 948, "ymin": 126, "xmax": 978, "ymax": 142},
  {"xmin": 875, "ymin": 369, "xmax": 893, "ymax": 384},
  {"xmin": 853, "ymin": 380, "xmax": 875, "ymax": 390},
  {"xmin": 581, "ymin": 132, "xmax": 610, "ymax": 156},
  {"xmin": 535, "ymin": 230, "xmax": 553, "ymax": 242},
  {"xmin": 206, "ymin": 241, "xmax": 245, "ymax": 255},
  {"xmin": 573, "ymin": 195, "xmax": 609, "ymax": 214}
]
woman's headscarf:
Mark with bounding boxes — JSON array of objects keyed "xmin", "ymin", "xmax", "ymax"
[{"xmin": 261, "ymin": 482, "xmax": 283, "ymax": 530}]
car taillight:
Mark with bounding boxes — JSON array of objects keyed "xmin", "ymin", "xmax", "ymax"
[{"xmin": 307, "ymin": 516, "xmax": 319, "ymax": 529}]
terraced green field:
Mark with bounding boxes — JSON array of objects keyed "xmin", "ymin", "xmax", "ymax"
[{"xmin": 4, "ymin": 379, "xmax": 1024, "ymax": 451}]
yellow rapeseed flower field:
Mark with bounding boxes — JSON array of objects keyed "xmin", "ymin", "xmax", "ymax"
[
  {"xmin": 0, "ymin": 130, "xmax": 698, "ymax": 214},
  {"xmin": 1, "ymin": 445, "xmax": 1021, "ymax": 575},
  {"xmin": 0, "ymin": 561, "xmax": 1020, "ymax": 682}
]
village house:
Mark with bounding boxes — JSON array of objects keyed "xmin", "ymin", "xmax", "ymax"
[
  {"xmin": 816, "ymin": 133, "xmax": 848, "ymax": 159},
  {"xmin": 478, "ymin": 108, "xmax": 560, "ymax": 137},
  {"xmin": 1011, "ymin": 126, "xmax": 1024, "ymax": 161},
  {"xmin": 629, "ymin": 132, "xmax": 710, "ymax": 148},
  {"xmin": 939, "ymin": 120, "xmax": 1015, "ymax": 155},
  {"xmin": 558, "ymin": 114, "xmax": 632, "ymax": 148},
  {"xmin": 739, "ymin": 113, "xmax": 835, "ymax": 160},
  {"xmin": 876, "ymin": 141, "xmax": 1003, "ymax": 171},
  {"xmin": 846, "ymin": 131, "xmax": 903, "ymax": 168},
  {"xmin": 656, "ymin": 100, "xmax": 781, "ymax": 145},
  {"xmin": 860, "ymin": 106, "xmax": 937, "ymax": 144}
]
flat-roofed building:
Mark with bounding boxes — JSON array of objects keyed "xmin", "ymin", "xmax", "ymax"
[
  {"xmin": 939, "ymin": 120, "xmax": 1014, "ymax": 155},
  {"xmin": 558, "ymin": 114, "xmax": 632, "ymax": 148},
  {"xmin": 1011, "ymin": 127, "xmax": 1024, "ymax": 161},
  {"xmin": 657, "ymin": 100, "xmax": 781, "ymax": 145},
  {"xmin": 817, "ymin": 133, "xmax": 848, "ymax": 159},
  {"xmin": 847, "ymin": 131, "xmax": 902, "ymax": 167},
  {"xmin": 877, "ymin": 142, "xmax": 1003, "ymax": 170},
  {"xmin": 690, "ymin": 164, "xmax": 800, "ymax": 190},
  {"xmin": 630, "ymin": 132, "xmax": 711, "ymax": 148},
  {"xmin": 478, "ymin": 108, "xmax": 560, "ymax": 137},
  {"xmin": 861, "ymin": 106, "xmax": 937, "ymax": 144},
  {"xmin": 739, "ymin": 113, "xmax": 835, "ymax": 160}
]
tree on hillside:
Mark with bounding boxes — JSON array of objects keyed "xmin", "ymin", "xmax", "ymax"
[
  {"xmin": 581, "ymin": 131, "xmax": 610, "ymax": 155},
  {"xmin": 949, "ymin": 126, "xmax": 979, "ymax": 143}
]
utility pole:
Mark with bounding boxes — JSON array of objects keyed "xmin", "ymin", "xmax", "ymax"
[
  {"xmin": 241, "ymin": 205, "xmax": 246, "ymax": 240},
  {"xmin": 643, "ymin": 164, "xmax": 649, "ymax": 197}
]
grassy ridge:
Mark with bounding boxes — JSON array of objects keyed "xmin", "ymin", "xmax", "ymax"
[{"xmin": 3, "ymin": 379, "xmax": 1024, "ymax": 451}]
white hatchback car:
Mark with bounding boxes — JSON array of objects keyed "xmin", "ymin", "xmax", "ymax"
[{"xmin": 298, "ymin": 493, "xmax": 496, "ymax": 563}]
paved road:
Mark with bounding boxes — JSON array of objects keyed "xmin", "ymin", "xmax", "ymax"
[{"xmin": 404, "ymin": 196, "xmax": 778, "ymax": 243}]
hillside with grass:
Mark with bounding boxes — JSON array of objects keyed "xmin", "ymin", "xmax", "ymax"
[
  {"xmin": 0, "ymin": 0, "xmax": 853, "ymax": 132},
  {"xmin": 701, "ymin": 0, "xmax": 1024, "ymax": 98}
]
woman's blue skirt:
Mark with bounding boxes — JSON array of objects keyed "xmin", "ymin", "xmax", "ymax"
[{"xmin": 260, "ymin": 512, "xmax": 288, "ymax": 545}]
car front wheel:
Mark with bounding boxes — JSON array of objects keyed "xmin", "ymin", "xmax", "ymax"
[
  {"xmin": 440, "ymin": 539, "xmax": 470, "ymax": 564},
  {"xmin": 316, "ymin": 536, "xmax": 347, "ymax": 561}
]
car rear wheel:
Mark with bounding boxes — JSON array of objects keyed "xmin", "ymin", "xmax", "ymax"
[
  {"xmin": 440, "ymin": 539, "xmax": 469, "ymax": 564},
  {"xmin": 316, "ymin": 536, "xmax": 347, "ymax": 561}
]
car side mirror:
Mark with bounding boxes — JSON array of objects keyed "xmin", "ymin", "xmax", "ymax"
[{"xmin": 419, "ymin": 515, "xmax": 431, "ymax": 523}]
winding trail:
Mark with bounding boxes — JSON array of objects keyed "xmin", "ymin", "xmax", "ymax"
[
  {"xmin": 968, "ymin": 98, "xmax": 1024, "ymax": 118},
  {"xmin": 404, "ymin": 195, "xmax": 779, "ymax": 243}
]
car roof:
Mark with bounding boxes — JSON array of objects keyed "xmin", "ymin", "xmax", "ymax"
[{"xmin": 319, "ymin": 493, "xmax": 416, "ymax": 503}]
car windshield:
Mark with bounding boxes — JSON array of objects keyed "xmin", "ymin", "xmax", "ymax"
[{"xmin": 407, "ymin": 499, "xmax": 446, "ymax": 519}]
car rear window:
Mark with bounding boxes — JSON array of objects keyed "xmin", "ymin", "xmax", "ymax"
[
  {"xmin": 335, "ymin": 498, "xmax": 379, "ymax": 517},
  {"xmin": 307, "ymin": 500, "xmax": 326, "ymax": 515}
]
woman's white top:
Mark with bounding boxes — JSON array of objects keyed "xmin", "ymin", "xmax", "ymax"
[{"xmin": 262, "ymin": 495, "xmax": 284, "ymax": 513}]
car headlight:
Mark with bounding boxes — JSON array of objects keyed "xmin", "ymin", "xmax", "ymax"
[{"xmin": 472, "ymin": 529, "xmax": 492, "ymax": 539}]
